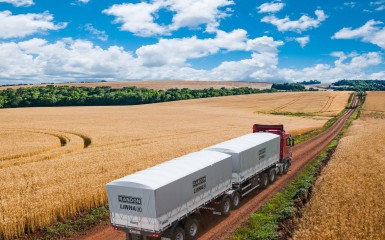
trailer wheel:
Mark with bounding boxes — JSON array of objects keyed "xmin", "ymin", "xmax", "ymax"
[
  {"xmin": 184, "ymin": 218, "xmax": 199, "ymax": 240},
  {"xmin": 277, "ymin": 165, "xmax": 284, "ymax": 175},
  {"xmin": 220, "ymin": 196, "xmax": 231, "ymax": 216},
  {"xmin": 283, "ymin": 161, "xmax": 289, "ymax": 174},
  {"xmin": 125, "ymin": 233, "xmax": 137, "ymax": 240},
  {"xmin": 172, "ymin": 227, "xmax": 186, "ymax": 240},
  {"xmin": 125, "ymin": 232, "xmax": 130, "ymax": 240},
  {"xmin": 260, "ymin": 173, "xmax": 269, "ymax": 189},
  {"xmin": 268, "ymin": 168, "xmax": 276, "ymax": 183},
  {"xmin": 231, "ymin": 191, "xmax": 241, "ymax": 209}
]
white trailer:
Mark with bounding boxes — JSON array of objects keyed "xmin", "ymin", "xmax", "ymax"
[
  {"xmin": 107, "ymin": 124, "xmax": 294, "ymax": 240},
  {"xmin": 205, "ymin": 133, "xmax": 281, "ymax": 199},
  {"xmin": 107, "ymin": 150, "xmax": 233, "ymax": 240}
]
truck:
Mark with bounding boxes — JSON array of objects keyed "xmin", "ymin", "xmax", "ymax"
[{"xmin": 106, "ymin": 124, "xmax": 294, "ymax": 240}]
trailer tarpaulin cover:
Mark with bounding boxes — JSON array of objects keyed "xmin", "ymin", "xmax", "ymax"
[
  {"xmin": 107, "ymin": 150, "xmax": 232, "ymax": 232},
  {"xmin": 205, "ymin": 133, "xmax": 280, "ymax": 183}
]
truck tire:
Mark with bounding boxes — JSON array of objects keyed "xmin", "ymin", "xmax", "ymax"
[
  {"xmin": 277, "ymin": 165, "xmax": 284, "ymax": 175},
  {"xmin": 125, "ymin": 233, "xmax": 137, "ymax": 240},
  {"xmin": 260, "ymin": 173, "xmax": 269, "ymax": 189},
  {"xmin": 283, "ymin": 161, "xmax": 289, "ymax": 174},
  {"xmin": 268, "ymin": 168, "xmax": 276, "ymax": 183},
  {"xmin": 184, "ymin": 218, "xmax": 199, "ymax": 240},
  {"xmin": 220, "ymin": 196, "xmax": 231, "ymax": 216},
  {"xmin": 231, "ymin": 191, "xmax": 241, "ymax": 209},
  {"xmin": 172, "ymin": 227, "xmax": 186, "ymax": 240}
]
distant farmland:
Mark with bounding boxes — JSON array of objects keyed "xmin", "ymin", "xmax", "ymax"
[
  {"xmin": 0, "ymin": 91, "xmax": 350, "ymax": 239},
  {"xmin": 294, "ymin": 91, "xmax": 385, "ymax": 240}
]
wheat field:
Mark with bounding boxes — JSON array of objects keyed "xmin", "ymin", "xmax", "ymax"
[
  {"xmin": 0, "ymin": 91, "xmax": 350, "ymax": 239},
  {"xmin": 0, "ymin": 131, "xmax": 61, "ymax": 162},
  {"xmin": 294, "ymin": 92, "xmax": 385, "ymax": 240}
]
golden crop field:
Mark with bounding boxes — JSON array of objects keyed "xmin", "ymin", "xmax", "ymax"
[
  {"xmin": 187, "ymin": 91, "xmax": 350, "ymax": 117},
  {"xmin": 0, "ymin": 131, "xmax": 60, "ymax": 162},
  {"xmin": 0, "ymin": 91, "xmax": 350, "ymax": 239},
  {"xmin": 294, "ymin": 92, "xmax": 385, "ymax": 240}
]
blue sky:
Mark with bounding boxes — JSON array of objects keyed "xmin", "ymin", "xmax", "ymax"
[{"xmin": 0, "ymin": 0, "xmax": 384, "ymax": 84}]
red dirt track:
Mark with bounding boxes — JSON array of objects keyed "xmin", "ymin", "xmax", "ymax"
[{"xmin": 82, "ymin": 97, "xmax": 358, "ymax": 240}]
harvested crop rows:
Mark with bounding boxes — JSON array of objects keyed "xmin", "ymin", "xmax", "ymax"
[
  {"xmin": 249, "ymin": 92, "xmax": 348, "ymax": 116},
  {"xmin": 294, "ymin": 92, "xmax": 385, "ymax": 240},
  {"xmin": 319, "ymin": 95, "xmax": 335, "ymax": 113},
  {"xmin": 272, "ymin": 93, "xmax": 310, "ymax": 112},
  {"xmin": 0, "ymin": 91, "xmax": 350, "ymax": 239}
]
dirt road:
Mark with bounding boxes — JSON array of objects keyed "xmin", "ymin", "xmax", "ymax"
[{"xmin": 82, "ymin": 97, "xmax": 358, "ymax": 240}]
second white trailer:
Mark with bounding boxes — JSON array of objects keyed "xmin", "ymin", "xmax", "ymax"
[{"xmin": 205, "ymin": 133, "xmax": 280, "ymax": 196}]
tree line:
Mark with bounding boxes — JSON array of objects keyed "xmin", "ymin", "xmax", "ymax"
[
  {"xmin": 271, "ymin": 83, "xmax": 306, "ymax": 91},
  {"xmin": 298, "ymin": 80, "xmax": 321, "ymax": 85},
  {"xmin": 0, "ymin": 86, "xmax": 277, "ymax": 108},
  {"xmin": 332, "ymin": 80, "xmax": 385, "ymax": 91},
  {"xmin": 0, "ymin": 82, "xmax": 316, "ymax": 109}
]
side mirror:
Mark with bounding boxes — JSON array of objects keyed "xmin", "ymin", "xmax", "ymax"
[{"xmin": 287, "ymin": 137, "xmax": 295, "ymax": 146}]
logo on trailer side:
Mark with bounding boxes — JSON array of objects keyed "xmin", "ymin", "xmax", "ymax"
[
  {"xmin": 259, "ymin": 148, "xmax": 266, "ymax": 160},
  {"xmin": 193, "ymin": 176, "xmax": 206, "ymax": 194},
  {"xmin": 118, "ymin": 195, "xmax": 143, "ymax": 212}
]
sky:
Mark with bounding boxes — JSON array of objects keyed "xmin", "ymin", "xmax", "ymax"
[{"xmin": 0, "ymin": 0, "xmax": 385, "ymax": 84}]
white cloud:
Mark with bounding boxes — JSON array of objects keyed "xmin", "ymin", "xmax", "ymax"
[
  {"xmin": 211, "ymin": 36, "xmax": 284, "ymax": 80},
  {"xmin": 0, "ymin": 41, "xmax": 42, "ymax": 79},
  {"xmin": 332, "ymin": 20, "xmax": 385, "ymax": 49},
  {"xmin": 168, "ymin": 0, "xmax": 234, "ymax": 33},
  {"xmin": 0, "ymin": 0, "xmax": 33, "ymax": 7},
  {"xmin": 103, "ymin": 1, "xmax": 169, "ymax": 37},
  {"xmin": 343, "ymin": 2, "xmax": 356, "ymax": 8},
  {"xmin": 245, "ymin": 36, "xmax": 283, "ymax": 53},
  {"xmin": 295, "ymin": 36, "xmax": 310, "ymax": 47},
  {"xmin": 0, "ymin": 35, "xmax": 383, "ymax": 84},
  {"xmin": 70, "ymin": 0, "xmax": 91, "ymax": 6},
  {"xmin": 206, "ymin": 50, "xmax": 383, "ymax": 83},
  {"xmin": 370, "ymin": 0, "xmax": 385, "ymax": 6},
  {"xmin": 0, "ymin": 32, "xmax": 284, "ymax": 83},
  {"xmin": 261, "ymin": 10, "xmax": 327, "ymax": 33},
  {"xmin": 136, "ymin": 29, "xmax": 248, "ymax": 66},
  {"xmin": 285, "ymin": 36, "xmax": 310, "ymax": 48},
  {"xmin": 258, "ymin": 2, "xmax": 285, "ymax": 13},
  {"xmin": 368, "ymin": 1, "xmax": 385, "ymax": 11},
  {"xmin": 0, "ymin": 11, "xmax": 67, "ymax": 39},
  {"xmin": 277, "ymin": 52, "xmax": 382, "ymax": 82},
  {"xmin": 0, "ymin": 38, "xmax": 137, "ymax": 82},
  {"xmin": 103, "ymin": 0, "xmax": 234, "ymax": 37},
  {"xmin": 84, "ymin": 24, "xmax": 108, "ymax": 41}
]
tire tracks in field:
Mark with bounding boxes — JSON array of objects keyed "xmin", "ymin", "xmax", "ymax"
[
  {"xmin": 0, "ymin": 128, "xmax": 92, "ymax": 169},
  {"xmin": 319, "ymin": 96, "xmax": 335, "ymax": 113},
  {"xmin": 0, "ymin": 130, "xmax": 64, "ymax": 162},
  {"xmin": 273, "ymin": 93, "xmax": 309, "ymax": 113}
]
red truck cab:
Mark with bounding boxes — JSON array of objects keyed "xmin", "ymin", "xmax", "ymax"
[{"xmin": 252, "ymin": 124, "xmax": 294, "ymax": 161}]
